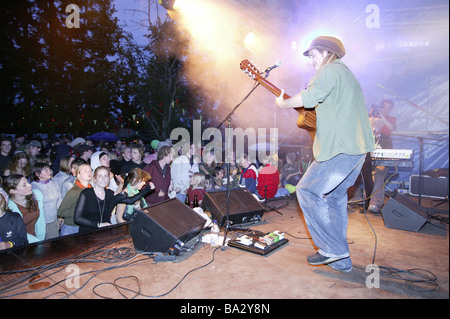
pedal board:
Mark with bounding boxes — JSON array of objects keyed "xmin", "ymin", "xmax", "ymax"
[{"xmin": 228, "ymin": 231, "xmax": 289, "ymax": 255}]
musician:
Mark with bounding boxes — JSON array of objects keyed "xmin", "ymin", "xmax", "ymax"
[
  {"xmin": 275, "ymin": 35, "xmax": 375, "ymax": 272},
  {"xmin": 368, "ymin": 99, "xmax": 396, "ymax": 213}
]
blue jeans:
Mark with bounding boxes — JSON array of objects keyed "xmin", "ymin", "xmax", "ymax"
[
  {"xmin": 60, "ymin": 224, "xmax": 79, "ymax": 236},
  {"xmin": 296, "ymin": 153, "xmax": 366, "ymax": 271},
  {"xmin": 176, "ymin": 192, "xmax": 187, "ymax": 203}
]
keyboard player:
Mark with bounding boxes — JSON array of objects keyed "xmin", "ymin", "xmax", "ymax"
[{"xmin": 367, "ymin": 99, "xmax": 397, "ymax": 213}]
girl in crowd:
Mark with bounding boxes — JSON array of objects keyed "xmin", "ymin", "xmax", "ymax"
[
  {"xmin": 238, "ymin": 154, "xmax": 258, "ymax": 195},
  {"xmin": 90, "ymin": 151, "xmax": 123, "ymax": 193},
  {"xmin": 0, "ymin": 190, "xmax": 28, "ymax": 250},
  {"xmin": 52, "ymin": 155, "xmax": 75, "ymax": 191},
  {"xmin": 143, "ymin": 145, "xmax": 173, "ymax": 205},
  {"xmin": 30, "ymin": 162, "xmax": 62, "ymax": 239},
  {"xmin": 120, "ymin": 144, "xmax": 146, "ymax": 174},
  {"xmin": 115, "ymin": 168, "xmax": 153, "ymax": 223},
  {"xmin": 24, "ymin": 140, "xmax": 41, "ymax": 167},
  {"xmin": 74, "ymin": 166, "xmax": 152, "ymax": 234},
  {"xmin": 257, "ymin": 154, "xmax": 281, "ymax": 199},
  {"xmin": 186, "ymin": 172, "xmax": 206, "ymax": 208},
  {"xmin": 199, "ymin": 150, "xmax": 217, "ymax": 177},
  {"xmin": 3, "ymin": 174, "xmax": 46, "ymax": 243},
  {"xmin": 60, "ymin": 157, "xmax": 86, "ymax": 198},
  {"xmin": 3, "ymin": 152, "xmax": 31, "ymax": 179},
  {"xmin": 57, "ymin": 163, "xmax": 93, "ymax": 236}
]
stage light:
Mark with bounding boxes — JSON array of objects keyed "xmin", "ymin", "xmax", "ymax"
[
  {"xmin": 243, "ymin": 30, "xmax": 264, "ymax": 54},
  {"xmin": 244, "ymin": 32, "xmax": 256, "ymax": 47}
]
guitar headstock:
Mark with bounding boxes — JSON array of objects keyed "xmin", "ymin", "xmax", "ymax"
[
  {"xmin": 240, "ymin": 59, "xmax": 262, "ymax": 81},
  {"xmin": 239, "ymin": 59, "xmax": 289, "ymax": 100}
]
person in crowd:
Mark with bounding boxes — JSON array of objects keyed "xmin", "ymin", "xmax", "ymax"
[
  {"xmin": 50, "ymin": 142, "xmax": 72, "ymax": 174},
  {"xmin": 143, "ymin": 139, "xmax": 159, "ymax": 164},
  {"xmin": 171, "ymin": 143, "xmax": 200, "ymax": 202},
  {"xmin": 212, "ymin": 166, "xmax": 226, "ymax": 191},
  {"xmin": 90, "ymin": 151, "xmax": 123, "ymax": 193},
  {"xmin": 199, "ymin": 150, "xmax": 217, "ymax": 177},
  {"xmin": 186, "ymin": 172, "xmax": 206, "ymax": 208},
  {"xmin": 30, "ymin": 162, "xmax": 62, "ymax": 239},
  {"xmin": 257, "ymin": 154, "xmax": 281, "ymax": 199},
  {"xmin": 60, "ymin": 157, "xmax": 87, "ymax": 198},
  {"xmin": 98, "ymin": 140, "xmax": 111, "ymax": 153},
  {"xmin": 74, "ymin": 144, "xmax": 94, "ymax": 163},
  {"xmin": 115, "ymin": 168, "xmax": 153, "ymax": 223},
  {"xmin": 70, "ymin": 137, "xmax": 86, "ymax": 152},
  {"xmin": 204, "ymin": 175, "xmax": 214, "ymax": 192},
  {"xmin": 275, "ymin": 35, "xmax": 375, "ymax": 272},
  {"xmin": 3, "ymin": 174, "xmax": 46, "ymax": 243},
  {"xmin": 118, "ymin": 145, "xmax": 131, "ymax": 173},
  {"xmin": 108, "ymin": 151, "xmax": 120, "ymax": 176},
  {"xmin": 0, "ymin": 137, "xmax": 13, "ymax": 175},
  {"xmin": 120, "ymin": 144, "xmax": 146, "ymax": 174},
  {"xmin": 34, "ymin": 153, "xmax": 52, "ymax": 167},
  {"xmin": 52, "ymin": 155, "xmax": 74, "ymax": 190},
  {"xmin": 112, "ymin": 139, "xmax": 123, "ymax": 158},
  {"xmin": 24, "ymin": 140, "xmax": 42, "ymax": 167},
  {"xmin": 280, "ymin": 152, "xmax": 302, "ymax": 187},
  {"xmin": 238, "ymin": 154, "xmax": 258, "ymax": 195},
  {"xmin": 74, "ymin": 166, "xmax": 152, "ymax": 234},
  {"xmin": 13, "ymin": 134, "xmax": 27, "ymax": 153},
  {"xmin": 144, "ymin": 145, "xmax": 173, "ymax": 205},
  {"xmin": 3, "ymin": 152, "xmax": 31, "ymax": 180},
  {"xmin": 0, "ymin": 190, "xmax": 28, "ymax": 250},
  {"xmin": 57, "ymin": 163, "xmax": 93, "ymax": 236},
  {"xmin": 229, "ymin": 163, "xmax": 241, "ymax": 190},
  {"xmin": 218, "ymin": 150, "xmax": 241, "ymax": 189}
]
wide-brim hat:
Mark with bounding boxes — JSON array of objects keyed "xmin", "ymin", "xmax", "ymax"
[{"xmin": 303, "ymin": 36, "xmax": 346, "ymax": 59}]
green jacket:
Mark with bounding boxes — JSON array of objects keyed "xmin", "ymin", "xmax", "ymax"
[
  {"xmin": 57, "ymin": 183, "xmax": 84, "ymax": 226},
  {"xmin": 301, "ymin": 59, "xmax": 375, "ymax": 162}
]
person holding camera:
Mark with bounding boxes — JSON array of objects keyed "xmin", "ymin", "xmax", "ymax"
[{"xmin": 368, "ymin": 99, "xmax": 396, "ymax": 213}]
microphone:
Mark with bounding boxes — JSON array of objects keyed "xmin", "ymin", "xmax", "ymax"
[{"xmin": 263, "ymin": 60, "xmax": 282, "ymax": 74}]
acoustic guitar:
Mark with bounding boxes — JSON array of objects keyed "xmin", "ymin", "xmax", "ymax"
[{"xmin": 240, "ymin": 59, "xmax": 316, "ymax": 140}]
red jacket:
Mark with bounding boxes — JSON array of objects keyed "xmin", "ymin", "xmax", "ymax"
[
  {"xmin": 257, "ymin": 164, "xmax": 280, "ymax": 199},
  {"xmin": 143, "ymin": 160, "xmax": 171, "ymax": 205},
  {"xmin": 186, "ymin": 187, "xmax": 206, "ymax": 208}
]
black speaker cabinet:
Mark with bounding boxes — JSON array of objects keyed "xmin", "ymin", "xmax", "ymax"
[
  {"xmin": 409, "ymin": 175, "xmax": 449, "ymax": 199},
  {"xmin": 130, "ymin": 198, "xmax": 206, "ymax": 253},
  {"xmin": 381, "ymin": 193, "xmax": 428, "ymax": 232},
  {"xmin": 201, "ymin": 189, "xmax": 265, "ymax": 226}
]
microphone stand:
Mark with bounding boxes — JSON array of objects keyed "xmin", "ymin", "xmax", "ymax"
[{"xmin": 216, "ymin": 82, "xmax": 260, "ymax": 249}]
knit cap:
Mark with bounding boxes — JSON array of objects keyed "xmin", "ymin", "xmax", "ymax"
[{"xmin": 303, "ymin": 36, "xmax": 346, "ymax": 59}]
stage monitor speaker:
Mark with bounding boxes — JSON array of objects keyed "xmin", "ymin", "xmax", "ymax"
[
  {"xmin": 130, "ymin": 198, "xmax": 206, "ymax": 253},
  {"xmin": 201, "ymin": 189, "xmax": 265, "ymax": 226},
  {"xmin": 381, "ymin": 193, "xmax": 429, "ymax": 232}
]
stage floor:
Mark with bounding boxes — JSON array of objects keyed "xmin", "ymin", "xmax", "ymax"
[{"xmin": 0, "ymin": 194, "xmax": 448, "ymax": 304}]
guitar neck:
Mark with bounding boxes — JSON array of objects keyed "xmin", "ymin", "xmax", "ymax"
[
  {"xmin": 240, "ymin": 59, "xmax": 316, "ymax": 139},
  {"xmin": 257, "ymin": 78, "xmax": 291, "ymax": 100}
]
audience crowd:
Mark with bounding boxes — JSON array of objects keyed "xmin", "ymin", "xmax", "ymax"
[{"xmin": 0, "ymin": 133, "xmax": 304, "ymax": 251}]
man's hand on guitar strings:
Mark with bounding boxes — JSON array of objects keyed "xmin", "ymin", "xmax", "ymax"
[{"xmin": 275, "ymin": 89, "xmax": 285, "ymax": 108}]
